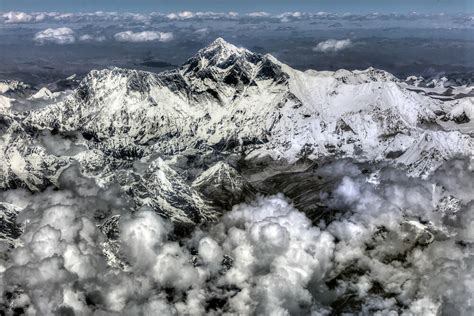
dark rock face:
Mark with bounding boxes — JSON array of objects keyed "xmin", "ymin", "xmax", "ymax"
[
  {"xmin": 192, "ymin": 162, "xmax": 257, "ymax": 210},
  {"xmin": 253, "ymin": 165, "xmax": 341, "ymax": 223},
  {"xmin": 385, "ymin": 150, "xmax": 405, "ymax": 159},
  {"xmin": 127, "ymin": 72, "xmax": 152, "ymax": 94},
  {"xmin": 440, "ymin": 111, "xmax": 471, "ymax": 124},
  {"xmin": 453, "ymin": 112, "xmax": 470, "ymax": 124},
  {"xmin": 0, "ymin": 204, "xmax": 22, "ymax": 254},
  {"xmin": 75, "ymin": 82, "xmax": 91, "ymax": 103},
  {"xmin": 255, "ymin": 58, "xmax": 289, "ymax": 83}
]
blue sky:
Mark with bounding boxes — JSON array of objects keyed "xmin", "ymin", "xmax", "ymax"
[{"xmin": 1, "ymin": 0, "xmax": 472, "ymax": 14}]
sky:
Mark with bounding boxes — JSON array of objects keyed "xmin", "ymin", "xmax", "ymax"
[{"xmin": 1, "ymin": 0, "xmax": 473, "ymax": 14}]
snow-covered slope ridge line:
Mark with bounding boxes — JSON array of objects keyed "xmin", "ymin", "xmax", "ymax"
[{"xmin": 24, "ymin": 38, "xmax": 472, "ymax": 175}]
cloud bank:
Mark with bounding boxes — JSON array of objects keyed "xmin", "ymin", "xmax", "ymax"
[
  {"xmin": 1, "ymin": 10, "xmax": 468, "ymax": 28},
  {"xmin": 114, "ymin": 31, "xmax": 174, "ymax": 43},
  {"xmin": 0, "ymin": 158, "xmax": 473, "ymax": 314},
  {"xmin": 313, "ymin": 39, "xmax": 353, "ymax": 52},
  {"xmin": 34, "ymin": 27, "xmax": 75, "ymax": 45}
]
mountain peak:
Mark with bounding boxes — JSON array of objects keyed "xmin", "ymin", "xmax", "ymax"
[
  {"xmin": 205, "ymin": 37, "xmax": 243, "ymax": 54},
  {"xmin": 189, "ymin": 37, "xmax": 253, "ymax": 67},
  {"xmin": 180, "ymin": 37, "xmax": 260, "ymax": 76},
  {"xmin": 210, "ymin": 37, "xmax": 231, "ymax": 47}
]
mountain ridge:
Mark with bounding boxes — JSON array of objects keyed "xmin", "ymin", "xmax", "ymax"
[{"xmin": 0, "ymin": 37, "xmax": 473, "ymax": 229}]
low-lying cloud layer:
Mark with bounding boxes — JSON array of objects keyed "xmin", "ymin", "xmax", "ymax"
[
  {"xmin": 1, "ymin": 11, "xmax": 470, "ymax": 23},
  {"xmin": 313, "ymin": 39, "xmax": 353, "ymax": 52},
  {"xmin": 1, "ymin": 10, "xmax": 471, "ymax": 30},
  {"xmin": 0, "ymin": 158, "xmax": 473, "ymax": 314}
]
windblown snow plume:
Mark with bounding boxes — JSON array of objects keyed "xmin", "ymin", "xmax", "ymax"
[{"xmin": 0, "ymin": 158, "xmax": 473, "ymax": 315}]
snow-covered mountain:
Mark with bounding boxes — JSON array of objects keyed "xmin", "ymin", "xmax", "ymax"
[
  {"xmin": 403, "ymin": 75, "xmax": 474, "ymax": 101},
  {"xmin": 0, "ymin": 38, "xmax": 472, "ymax": 228}
]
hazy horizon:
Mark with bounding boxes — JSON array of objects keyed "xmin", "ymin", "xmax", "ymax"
[{"xmin": 1, "ymin": 0, "xmax": 473, "ymax": 14}]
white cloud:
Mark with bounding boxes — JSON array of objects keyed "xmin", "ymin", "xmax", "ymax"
[
  {"xmin": 113, "ymin": 31, "xmax": 173, "ymax": 43},
  {"xmin": 34, "ymin": 13, "xmax": 47, "ymax": 22},
  {"xmin": 165, "ymin": 11, "xmax": 238, "ymax": 20},
  {"xmin": 205, "ymin": 194, "xmax": 335, "ymax": 314},
  {"xmin": 166, "ymin": 11, "xmax": 195, "ymax": 20},
  {"xmin": 52, "ymin": 13, "xmax": 74, "ymax": 21},
  {"xmin": 1, "ymin": 11, "xmax": 468, "ymax": 28},
  {"xmin": 313, "ymin": 39, "xmax": 353, "ymax": 52},
  {"xmin": 3, "ymin": 11, "xmax": 33, "ymax": 23},
  {"xmin": 79, "ymin": 34, "xmax": 106, "ymax": 42},
  {"xmin": 247, "ymin": 11, "xmax": 270, "ymax": 17},
  {"xmin": 34, "ymin": 27, "xmax": 75, "ymax": 45},
  {"xmin": 1, "ymin": 159, "xmax": 473, "ymax": 314}
]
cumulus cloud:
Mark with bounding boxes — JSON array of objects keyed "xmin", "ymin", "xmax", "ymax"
[
  {"xmin": 34, "ymin": 27, "xmax": 75, "ymax": 45},
  {"xmin": 199, "ymin": 195, "xmax": 335, "ymax": 314},
  {"xmin": 2, "ymin": 11, "xmax": 33, "ymax": 23},
  {"xmin": 113, "ymin": 31, "xmax": 174, "ymax": 43},
  {"xmin": 313, "ymin": 39, "xmax": 353, "ymax": 52},
  {"xmin": 0, "ymin": 158, "xmax": 473, "ymax": 314}
]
